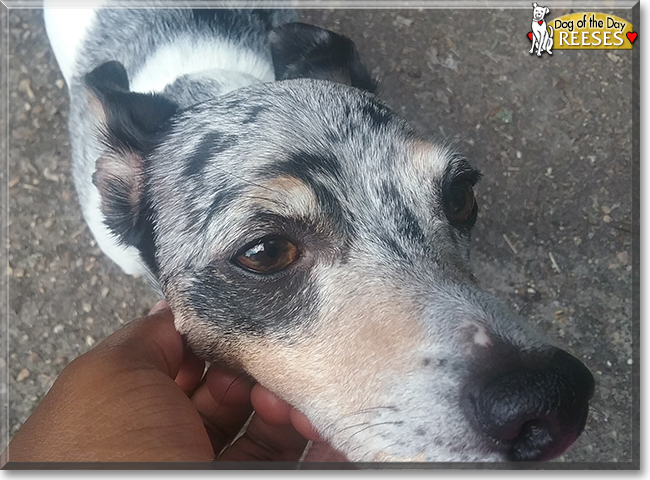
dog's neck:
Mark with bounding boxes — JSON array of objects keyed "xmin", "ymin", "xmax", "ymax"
[{"xmin": 159, "ymin": 70, "xmax": 264, "ymax": 108}]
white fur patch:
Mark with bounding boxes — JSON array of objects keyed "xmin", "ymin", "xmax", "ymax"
[
  {"xmin": 130, "ymin": 36, "xmax": 274, "ymax": 94},
  {"xmin": 43, "ymin": 5, "xmax": 100, "ymax": 86},
  {"xmin": 83, "ymin": 183, "xmax": 147, "ymax": 277}
]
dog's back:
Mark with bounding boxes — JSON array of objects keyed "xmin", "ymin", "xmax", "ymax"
[{"xmin": 45, "ymin": 7, "xmax": 296, "ymax": 91}]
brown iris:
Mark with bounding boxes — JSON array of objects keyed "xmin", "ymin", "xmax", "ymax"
[
  {"xmin": 443, "ymin": 180, "xmax": 476, "ymax": 224},
  {"xmin": 234, "ymin": 238, "xmax": 299, "ymax": 274}
]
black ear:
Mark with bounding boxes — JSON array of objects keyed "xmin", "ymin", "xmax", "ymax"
[
  {"xmin": 269, "ymin": 22, "xmax": 378, "ymax": 93},
  {"xmin": 85, "ymin": 61, "xmax": 178, "ymax": 270},
  {"xmin": 85, "ymin": 61, "xmax": 178, "ymax": 154}
]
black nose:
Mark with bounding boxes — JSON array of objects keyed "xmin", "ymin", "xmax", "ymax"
[{"xmin": 470, "ymin": 348, "xmax": 595, "ymax": 461}]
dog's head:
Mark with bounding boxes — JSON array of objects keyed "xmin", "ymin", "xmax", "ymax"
[
  {"xmin": 532, "ymin": 3, "xmax": 550, "ymax": 22},
  {"xmin": 84, "ymin": 25, "xmax": 593, "ymax": 462}
]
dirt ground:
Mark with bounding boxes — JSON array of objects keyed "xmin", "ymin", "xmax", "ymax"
[{"xmin": 1, "ymin": 4, "xmax": 638, "ymax": 467}]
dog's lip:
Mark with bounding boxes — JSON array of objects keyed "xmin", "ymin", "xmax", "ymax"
[{"xmin": 480, "ymin": 420, "xmax": 585, "ymax": 462}]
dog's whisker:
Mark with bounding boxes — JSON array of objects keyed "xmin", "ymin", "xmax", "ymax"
[
  {"xmin": 589, "ymin": 403, "xmax": 608, "ymax": 420},
  {"xmin": 344, "ymin": 430, "xmax": 394, "ymax": 454},
  {"xmin": 354, "ymin": 442, "xmax": 400, "ymax": 461},
  {"xmin": 330, "ymin": 421, "xmax": 372, "ymax": 439},
  {"xmin": 346, "ymin": 421, "xmax": 404, "ymax": 443},
  {"xmin": 580, "ymin": 426, "xmax": 595, "ymax": 444},
  {"xmin": 323, "ymin": 406, "xmax": 398, "ymax": 433},
  {"xmin": 336, "ymin": 422, "xmax": 403, "ymax": 454}
]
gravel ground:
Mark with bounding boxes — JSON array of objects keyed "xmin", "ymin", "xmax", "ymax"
[{"xmin": 1, "ymin": 5, "xmax": 638, "ymax": 467}]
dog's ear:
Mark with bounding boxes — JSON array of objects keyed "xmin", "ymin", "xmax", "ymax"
[
  {"xmin": 84, "ymin": 60, "xmax": 178, "ymax": 248},
  {"xmin": 532, "ymin": 2, "xmax": 538, "ymax": 7},
  {"xmin": 269, "ymin": 22, "xmax": 378, "ymax": 93},
  {"xmin": 545, "ymin": 7, "xmax": 550, "ymax": 14}
]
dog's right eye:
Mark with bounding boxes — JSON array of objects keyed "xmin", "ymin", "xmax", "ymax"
[{"xmin": 233, "ymin": 237, "xmax": 299, "ymax": 274}]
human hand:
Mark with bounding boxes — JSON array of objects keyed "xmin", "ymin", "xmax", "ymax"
[{"xmin": 5, "ymin": 302, "xmax": 348, "ymax": 463}]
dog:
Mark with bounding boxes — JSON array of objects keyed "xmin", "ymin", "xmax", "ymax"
[
  {"xmin": 43, "ymin": 4, "xmax": 594, "ymax": 463},
  {"xmin": 530, "ymin": 2, "xmax": 554, "ymax": 56}
]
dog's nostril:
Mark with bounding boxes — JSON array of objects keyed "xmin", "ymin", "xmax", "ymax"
[{"xmin": 470, "ymin": 348, "xmax": 595, "ymax": 461}]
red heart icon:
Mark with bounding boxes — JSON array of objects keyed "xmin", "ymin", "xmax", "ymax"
[
  {"xmin": 528, "ymin": 32, "xmax": 533, "ymax": 41},
  {"xmin": 627, "ymin": 31, "xmax": 637, "ymax": 44},
  {"xmin": 538, "ymin": 20, "xmax": 544, "ymax": 25}
]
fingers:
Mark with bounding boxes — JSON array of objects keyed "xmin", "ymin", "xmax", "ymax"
[
  {"xmin": 289, "ymin": 408, "xmax": 322, "ymax": 443},
  {"xmin": 251, "ymin": 384, "xmax": 321, "ymax": 442},
  {"xmin": 192, "ymin": 366, "xmax": 255, "ymax": 453},
  {"xmin": 135, "ymin": 300, "xmax": 345, "ymax": 463},
  {"xmin": 148, "ymin": 299, "xmax": 169, "ymax": 315},
  {"xmin": 216, "ymin": 414, "xmax": 308, "ymax": 462},
  {"xmin": 302, "ymin": 441, "xmax": 351, "ymax": 463},
  {"xmin": 174, "ymin": 347, "xmax": 206, "ymax": 395},
  {"xmin": 197, "ymin": 372, "xmax": 327, "ymax": 462},
  {"xmin": 250, "ymin": 383, "xmax": 292, "ymax": 426}
]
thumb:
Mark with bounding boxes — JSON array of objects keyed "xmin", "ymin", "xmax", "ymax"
[{"xmin": 91, "ymin": 299, "xmax": 184, "ymax": 379}]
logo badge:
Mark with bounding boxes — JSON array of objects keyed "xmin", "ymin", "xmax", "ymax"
[{"xmin": 527, "ymin": 2, "xmax": 635, "ymax": 53}]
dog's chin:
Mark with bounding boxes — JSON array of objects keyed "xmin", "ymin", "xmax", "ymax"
[{"xmin": 343, "ymin": 447, "xmax": 506, "ymax": 464}]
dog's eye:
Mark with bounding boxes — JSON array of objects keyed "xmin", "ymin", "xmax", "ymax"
[
  {"xmin": 443, "ymin": 180, "xmax": 477, "ymax": 224},
  {"xmin": 233, "ymin": 238, "xmax": 299, "ymax": 274}
]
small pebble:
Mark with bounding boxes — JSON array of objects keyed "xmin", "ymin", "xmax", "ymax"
[
  {"xmin": 18, "ymin": 78, "xmax": 35, "ymax": 100},
  {"xmin": 603, "ymin": 215, "xmax": 612, "ymax": 223},
  {"xmin": 53, "ymin": 324, "xmax": 64, "ymax": 334},
  {"xmin": 394, "ymin": 15, "xmax": 414, "ymax": 27},
  {"xmin": 627, "ymin": 359, "xmax": 633, "ymax": 365},
  {"xmin": 16, "ymin": 368, "xmax": 30, "ymax": 382}
]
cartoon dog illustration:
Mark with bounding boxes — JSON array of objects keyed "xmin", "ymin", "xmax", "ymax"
[{"xmin": 530, "ymin": 2, "xmax": 554, "ymax": 56}]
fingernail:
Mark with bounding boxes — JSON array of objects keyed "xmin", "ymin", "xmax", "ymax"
[{"xmin": 149, "ymin": 299, "xmax": 169, "ymax": 315}]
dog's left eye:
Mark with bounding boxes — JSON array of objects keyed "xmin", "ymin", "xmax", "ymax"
[
  {"xmin": 233, "ymin": 238, "xmax": 299, "ymax": 274},
  {"xmin": 443, "ymin": 180, "xmax": 477, "ymax": 225}
]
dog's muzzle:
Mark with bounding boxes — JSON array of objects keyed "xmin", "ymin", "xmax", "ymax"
[{"xmin": 466, "ymin": 347, "xmax": 595, "ymax": 461}]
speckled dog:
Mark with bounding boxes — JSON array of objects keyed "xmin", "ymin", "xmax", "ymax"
[{"xmin": 44, "ymin": 5, "xmax": 594, "ymax": 462}]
